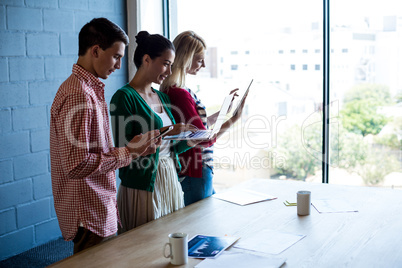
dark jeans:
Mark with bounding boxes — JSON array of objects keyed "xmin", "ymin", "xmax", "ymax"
[
  {"xmin": 180, "ymin": 165, "xmax": 215, "ymax": 206},
  {"xmin": 73, "ymin": 227, "xmax": 115, "ymax": 254}
]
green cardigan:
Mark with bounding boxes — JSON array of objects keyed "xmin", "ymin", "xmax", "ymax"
[{"xmin": 110, "ymin": 84, "xmax": 190, "ymax": 192}]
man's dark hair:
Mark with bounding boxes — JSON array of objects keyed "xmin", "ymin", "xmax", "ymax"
[{"xmin": 78, "ymin": 17, "xmax": 129, "ymax": 56}]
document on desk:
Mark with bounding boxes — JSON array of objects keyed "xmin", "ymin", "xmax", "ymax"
[
  {"xmin": 212, "ymin": 188, "xmax": 277, "ymax": 206},
  {"xmin": 195, "ymin": 251, "xmax": 286, "ymax": 268},
  {"xmin": 188, "ymin": 235, "xmax": 240, "ymax": 259},
  {"xmin": 233, "ymin": 229, "xmax": 305, "ymax": 255},
  {"xmin": 312, "ymin": 199, "xmax": 359, "ymax": 213}
]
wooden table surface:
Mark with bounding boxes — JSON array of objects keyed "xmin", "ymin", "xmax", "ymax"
[{"xmin": 49, "ymin": 179, "xmax": 402, "ymax": 268}]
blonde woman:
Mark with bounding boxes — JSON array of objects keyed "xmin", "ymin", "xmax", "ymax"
[{"xmin": 160, "ymin": 31, "xmax": 246, "ymax": 206}]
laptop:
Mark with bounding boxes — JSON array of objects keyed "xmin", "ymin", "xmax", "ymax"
[{"xmin": 164, "ymin": 93, "xmax": 235, "ymax": 140}]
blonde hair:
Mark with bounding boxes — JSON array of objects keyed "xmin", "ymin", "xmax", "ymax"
[{"xmin": 160, "ymin": 31, "xmax": 206, "ymax": 92}]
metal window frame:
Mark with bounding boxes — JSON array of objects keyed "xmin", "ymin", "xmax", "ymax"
[{"xmin": 322, "ymin": 0, "xmax": 330, "ymax": 183}]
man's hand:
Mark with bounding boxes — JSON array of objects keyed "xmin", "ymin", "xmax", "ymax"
[{"xmin": 126, "ymin": 130, "xmax": 162, "ymax": 158}]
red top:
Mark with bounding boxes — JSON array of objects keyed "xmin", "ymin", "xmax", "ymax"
[
  {"xmin": 50, "ymin": 64, "xmax": 132, "ymax": 240},
  {"xmin": 165, "ymin": 86, "xmax": 216, "ymax": 178}
]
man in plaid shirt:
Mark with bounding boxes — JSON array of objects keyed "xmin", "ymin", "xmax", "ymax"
[{"xmin": 50, "ymin": 18, "xmax": 161, "ymax": 253}]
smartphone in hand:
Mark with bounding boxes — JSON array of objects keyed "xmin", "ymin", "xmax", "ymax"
[{"xmin": 154, "ymin": 126, "xmax": 173, "ymax": 140}]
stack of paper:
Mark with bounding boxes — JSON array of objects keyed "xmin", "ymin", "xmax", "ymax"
[
  {"xmin": 212, "ymin": 188, "xmax": 277, "ymax": 206},
  {"xmin": 234, "ymin": 229, "xmax": 305, "ymax": 255},
  {"xmin": 312, "ymin": 199, "xmax": 358, "ymax": 213},
  {"xmin": 195, "ymin": 251, "xmax": 286, "ymax": 268}
]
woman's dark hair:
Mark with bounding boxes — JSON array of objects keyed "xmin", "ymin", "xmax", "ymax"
[
  {"xmin": 78, "ymin": 17, "xmax": 129, "ymax": 56},
  {"xmin": 133, "ymin": 31, "xmax": 175, "ymax": 69}
]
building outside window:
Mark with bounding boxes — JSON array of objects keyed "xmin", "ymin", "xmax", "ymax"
[{"xmin": 171, "ymin": 0, "xmax": 402, "ymax": 190}]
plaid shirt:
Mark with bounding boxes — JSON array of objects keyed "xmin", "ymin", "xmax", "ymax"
[{"xmin": 50, "ymin": 64, "xmax": 132, "ymax": 240}]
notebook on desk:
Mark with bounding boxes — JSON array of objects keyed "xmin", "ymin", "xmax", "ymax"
[{"xmin": 164, "ymin": 92, "xmax": 235, "ymax": 140}]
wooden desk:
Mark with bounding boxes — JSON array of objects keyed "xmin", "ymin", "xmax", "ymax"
[{"xmin": 49, "ymin": 179, "xmax": 402, "ymax": 267}]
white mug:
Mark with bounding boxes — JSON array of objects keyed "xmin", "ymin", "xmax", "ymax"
[
  {"xmin": 163, "ymin": 232, "xmax": 188, "ymax": 265},
  {"xmin": 297, "ymin": 190, "xmax": 311, "ymax": 216}
]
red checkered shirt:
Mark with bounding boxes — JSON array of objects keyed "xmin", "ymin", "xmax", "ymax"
[{"xmin": 50, "ymin": 64, "xmax": 132, "ymax": 241}]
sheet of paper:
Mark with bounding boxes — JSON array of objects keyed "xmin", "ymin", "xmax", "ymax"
[
  {"xmin": 234, "ymin": 229, "xmax": 305, "ymax": 255},
  {"xmin": 195, "ymin": 251, "xmax": 286, "ymax": 268},
  {"xmin": 312, "ymin": 199, "xmax": 358, "ymax": 213},
  {"xmin": 212, "ymin": 188, "xmax": 277, "ymax": 206}
]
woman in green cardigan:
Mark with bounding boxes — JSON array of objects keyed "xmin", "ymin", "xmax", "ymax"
[{"xmin": 110, "ymin": 31, "xmax": 196, "ymax": 233}]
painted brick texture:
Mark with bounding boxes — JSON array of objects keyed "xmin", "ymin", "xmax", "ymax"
[{"xmin": 0, "ymin": 0, "xmax": 127, "ymax": 261}]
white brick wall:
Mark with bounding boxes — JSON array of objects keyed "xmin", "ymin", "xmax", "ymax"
[{"xmin": 0, "ymin": 0, "xmax": 128, "ymax": 260}]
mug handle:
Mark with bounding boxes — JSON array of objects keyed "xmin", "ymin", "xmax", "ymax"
[{"xmin": 163, "ymin": 242, "xmax": 172, "ymax": 259}]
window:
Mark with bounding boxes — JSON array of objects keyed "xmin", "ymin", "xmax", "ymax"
[
  {"xmin": 383, "ymin": 16, "xmax": 397, "ymax": 31},
  {"xmin": 330, "ymin": 0, "xmax": 401, "ymax": 188},
  {"xmin": 127, "ymin": 0, "xmax": 164, "ymax": 76},
  {"xmin": 169, "ymin": 0, "xmax": 401, "ymax": 190},
  {"xmin": 171, "ymin": 0, "xmax": 323, "ymax": 190},
  {"xmin": 278, "ymin": 102, "xmax": 287, "ymax": 116}
]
